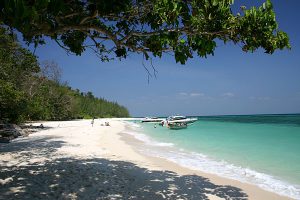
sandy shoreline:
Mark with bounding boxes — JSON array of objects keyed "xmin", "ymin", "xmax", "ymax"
[{"xmin": 0, "ymin": 119, "xmax": 293, "ymax": 199}]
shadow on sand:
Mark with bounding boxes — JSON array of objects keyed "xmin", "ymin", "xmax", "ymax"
[{"xmin": 0, "ymin": 135, "xmax": 248, "ymax": 200}]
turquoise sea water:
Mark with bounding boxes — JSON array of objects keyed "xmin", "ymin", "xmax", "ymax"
[{"xmin": 125, "ymin": 114, "xmax": 300, "ymax": 199}]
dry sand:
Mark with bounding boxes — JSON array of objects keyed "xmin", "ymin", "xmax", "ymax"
[{"xmin": 0, "ymin": 119, "xmax": 293, "ymax": 199}]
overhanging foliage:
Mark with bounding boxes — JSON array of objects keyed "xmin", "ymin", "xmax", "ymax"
[{"xmin": 0, "ymin": 0, "xmax": 290, "ymax": 64}]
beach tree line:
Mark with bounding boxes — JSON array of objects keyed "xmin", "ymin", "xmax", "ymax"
[
  {"xmin": 0, "ymin": 27, "xmax": 130, "ymax": 123},
  {"xmin": 0, "ymin": 0, "xmax": 290, "ymax": 64}
]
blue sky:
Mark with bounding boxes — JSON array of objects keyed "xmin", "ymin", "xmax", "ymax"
[{"xmin": 30, "ymin": 0, "xmax": 300, "ymax": 117}]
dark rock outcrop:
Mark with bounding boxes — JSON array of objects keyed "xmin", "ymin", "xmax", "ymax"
[{"xmin": 0, "ymin": 124, "xmax": 29, "ymax": 143}]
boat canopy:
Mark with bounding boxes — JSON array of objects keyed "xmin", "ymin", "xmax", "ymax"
[{"xmin": 167, "ymin": 116, "xmax": 186, "ymax": 121}]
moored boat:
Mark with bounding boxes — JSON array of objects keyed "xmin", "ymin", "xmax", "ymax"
[
  {"xmin": 168, "ymin": 122, "xmax": 188, "ymax": 129},
  {"xmin": 166, "ymin": 115, "xmax": 197, "ymax": 124},
  {"xmin": 159, "ymin": 115, "xmax": 198, "ymax": 129},
  {"xmin": 141, "ymin": 117, "xmax": 164, "ymax": 123}
]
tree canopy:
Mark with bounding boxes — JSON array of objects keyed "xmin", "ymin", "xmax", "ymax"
[{"xmin": 0, "ymin": 0, "xmax": 290, "ymax": 64}]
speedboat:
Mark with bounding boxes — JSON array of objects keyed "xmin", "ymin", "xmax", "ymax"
[
  {"xmin": 168, "ymin": 122, "xmax": 188, "ymax": 130},
  {"xmin": 166, "ymin": 115, "xmax": 197, "ymax": 124},
  {"xmin": 141, "ymin": 117, "xmax": 163, "ymax": 123},
  {"xmin": 160, "ymin": 115, "xmax": 197, "ymax": 128}
]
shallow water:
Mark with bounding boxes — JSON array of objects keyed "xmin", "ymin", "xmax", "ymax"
[{"xmin": 124, "ymin": 114, "xmax": 300, "ymax": 199}]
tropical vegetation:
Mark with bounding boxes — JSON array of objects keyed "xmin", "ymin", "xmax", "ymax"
[
  {"xmin": 0, "ymin": 27, "xmax": 130, "ymax": 124},
  {"xmin": 0, "ymin": 0, "xmax": 290, "ymax": 64}
]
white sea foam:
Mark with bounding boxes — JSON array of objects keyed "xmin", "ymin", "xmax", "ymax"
[
  {"xmin": 124, "ymin": 121, "xmax": 142, "ymax": 129},
  {"xmin": 124, "ymin": 121, "xmax": 300, "ymax": 199},
  {"xmin": 122, "ymin": 130, "xmax": 174, "ymax": 147},
  {"xmin": 123, "ymin": 121, "xmax": 176, "ymax": 148},
  {"xmin": 145, "ymin": 149, "xmax": 300, "ymax": 199}
]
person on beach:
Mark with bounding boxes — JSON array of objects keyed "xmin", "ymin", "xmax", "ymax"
[{"xmin": 91, "ymin": 117, "xmax": 95, "ymax": 127}]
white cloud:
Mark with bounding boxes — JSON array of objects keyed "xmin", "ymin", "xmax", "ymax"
[
  {"xmin": 222, "ymin": 92, "xmax": 235, "ymax": 97},
  {"xmin": 190, "ymin": 93, "xmax": 205, "ymax": 97},
  {"xmin": 178, "ymin": 92, "xmax": 188, "ymax": 96},
  {"xmin": 178, "ymin": 92, "xmax": 205, "ymax": 97}
]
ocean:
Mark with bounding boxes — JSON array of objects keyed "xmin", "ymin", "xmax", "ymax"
[{"xmin": 124, "ymin": 114, "xmax": 300, "ymax": 199}]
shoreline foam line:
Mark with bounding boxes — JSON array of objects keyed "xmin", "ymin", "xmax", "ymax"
[{"xmin": 124, "ymin": 121, "xmax": 300, "ymax": 200}]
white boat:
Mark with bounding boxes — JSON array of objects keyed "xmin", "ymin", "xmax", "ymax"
[
  {"xmin": 141, "ymin": 117, "xmax": 163, "ymax": 123},
  {"xmin": 166, "ymin": 115, "xmax": 197, "ymax": 124},
  {"xmin": 167, "ymin": 122, "xmax": 188, "ymax": 129},
  {"xmin": 160, "ymin": 115, "xmax": 198, "ymax": 127}
]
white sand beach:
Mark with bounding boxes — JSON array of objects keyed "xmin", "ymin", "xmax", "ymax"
[{"xmin": 0, "ymin": 119, "xmax": 293, "ymax": 199}]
